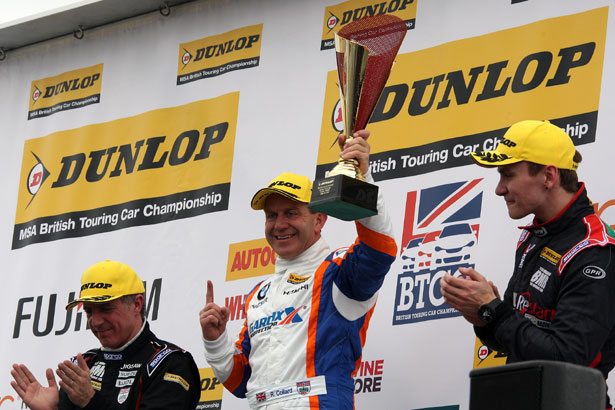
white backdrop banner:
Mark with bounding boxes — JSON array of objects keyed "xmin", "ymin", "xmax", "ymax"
[{"xmin": 1, "ymin": 1, "xmax": 614, "ymax": 409}]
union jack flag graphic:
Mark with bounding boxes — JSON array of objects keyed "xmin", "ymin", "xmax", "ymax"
[{"xmin": 393, "ymin": 179, "xmax": 483, "ymax": 325}]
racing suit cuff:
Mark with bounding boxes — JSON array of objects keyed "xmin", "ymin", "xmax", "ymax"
[
  {"xmin": 475, "ymin": 299, "xmax": 513, "ymax": 333},
  {"xmin": 203, "ymin": 330, "xmax": 232, "ymax": 361}
]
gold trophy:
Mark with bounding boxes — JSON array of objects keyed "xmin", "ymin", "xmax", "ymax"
[{"xmin": 309, "ymin": 14, "xmax": 407, "ymax": 220}]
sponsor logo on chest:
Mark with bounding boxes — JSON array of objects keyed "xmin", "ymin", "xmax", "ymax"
[
  {"xmin": 518, "ymin": 243, "xmax": 535, "ymax": 269},
  {"xmin": 115, "ymin": 378, "xmax": 135, "ymax": 388},
  {"xmin": 120, "ymin": 363, "xmax": 141, "ymax": 370},
  {"xmin": 249, "ymin": 306, "xmax": 306, "ymax": 337},
  {"xmin": 103, "ymin": 352, "xmax": 123, "ymax": 361},
  {"xmin": 539, "ymin": 246, "xmax": 561, "ymax": 265},
  {"xmin": 287, "ymin": 273, "xmax": 309, "ymax": 284},
  {"xmin": 117, "ymin": 387, "xmax": 130, "ymax": 404},
  {"xmin": 89, "ymin": 361, "xmax": 105, "ymax": 381},
  {"xmin": 530, "ymin": 267, "xmax": 552, "ymax": 293},
  {"xmin": 283, "ymin": 283, "xmax": 309, "ymax": 295}
]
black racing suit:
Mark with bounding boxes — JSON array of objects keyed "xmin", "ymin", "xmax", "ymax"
[
  {"xmin": 58, "ymin": 322, "xmax": 200, "ymax": 410},
  {"xmin": 475, "ymin": 184, "xmax": 615, "ymax": 408}
]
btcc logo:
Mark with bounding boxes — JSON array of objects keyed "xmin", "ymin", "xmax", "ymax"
[{"xmin": 81, "ymin": 282, "xmax": 112, "ymax": 291}]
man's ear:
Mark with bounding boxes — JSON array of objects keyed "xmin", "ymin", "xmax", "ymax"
[
  {"xmin": 134, "ymin": 294, "xmax": 145, "ymax": 314},
  {"xmin": 543, "ymin": 165, "xmax": 560, "ymax": 190},
  {"xmin": 315, "ymin": 212, "xmax": 328, "ymax": 233}
]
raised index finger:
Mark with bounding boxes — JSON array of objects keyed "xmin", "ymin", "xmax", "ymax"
[{"xmin": 206, "ymin": 280, "xmax": 214, "ymax": 305}]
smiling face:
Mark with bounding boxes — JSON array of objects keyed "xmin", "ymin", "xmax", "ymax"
[
  {"xmin": 264, "ymin": 194, "xmax": 326, "ymax": 260},
  {"xmin": 495, "ymin": 162, "xmax": 549, "ymax": 220},
  {"xmin": 84, "ymin": 295, "xmax": 143, "ymax": 349}
]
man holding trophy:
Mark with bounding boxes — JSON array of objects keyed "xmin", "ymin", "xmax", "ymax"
[{"xmin": 199, "ymin": 15, "xmax": 406, "ymax": 410}]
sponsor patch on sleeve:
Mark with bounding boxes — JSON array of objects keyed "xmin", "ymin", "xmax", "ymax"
[
  {"xmin": 332, "ymin": 247, "xmax": 349, "ymax": 260},
  {"xmin": 583, "ymin": 265, "xmax": 606, "ymax": 279},
  {"xmin": 91, "ymin": 380, "xmax": 102, "ymax": 391},
  {"xmin": 147, "ymin": 347, "xmax": 174, "ymax": 376},
  {"xmin": 163, "ymin": 372, "xmax": 190, "ymax": 391}
]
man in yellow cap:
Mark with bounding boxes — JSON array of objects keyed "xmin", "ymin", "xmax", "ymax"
[
  {"xmin": 440, "ymin": 120, "xmax": 615, "ymax": 409},
  {"xmin": 199, "ymin": 130, "xmax": 397, "ymax": 409},
  {"xmin": 11, "ymin": 260, "xmax": 200, "ymax": 410}
]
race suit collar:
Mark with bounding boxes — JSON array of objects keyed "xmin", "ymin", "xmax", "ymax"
[
  {"xmin": 520, "ymin": 183, "xmax": 591, "ymax": 237},
  {"xmin": 275, "ymin": 237, "xmax": 330, "ymax": 276}
]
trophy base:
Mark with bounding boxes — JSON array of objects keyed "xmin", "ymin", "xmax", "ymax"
[{"xmin": 308, "ymin": 174, "xmax": 378, "ymax": 221}]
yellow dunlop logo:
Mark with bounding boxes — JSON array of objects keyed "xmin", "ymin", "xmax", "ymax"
[
  {"xmin": 320, "ymin": 0, "xmax": 415, "ymax": 50},
  {"xmin": 288, "ymin": 273, "xmax": 309, "ymax": 284},
  {"xmin": 13, "ymin": 92, "xmax": 238, "ymax": 249},
  {"xmin": 540, "ymin": 247, "xmax": 561, "ymax": 265},
  {"xmin": 28, "ymin": 63, "xmax": 103, "ymax": 120},
  {"xmin": 473, "ymin": 337, "xmax": 507, "ymax": 369},
  {"xmin": 227, "ymin": 238, "xmax": 277, "ymax": 281},
  {"xmin": 163, "ymin": 373, "xmax": 190, "ymax": 391},
  {"xmin": 316, "ymin": 7, "xmax": 607, "ymax": 180},
  {"xmin": 178, "ymin": 24, "xmax": 263, "ymax": 85},
  {"xmin": 198, "ymin": 368, "xmax": 223, "ymax": 407}
]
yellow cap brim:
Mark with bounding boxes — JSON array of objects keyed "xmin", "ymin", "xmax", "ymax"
[
  {"xmin": 470, "ymin": 151, "xmax": 522, "ymax": 168},
  {"xmin": 251, "ymin": 187, "xmax": 309, "ymax": 210},
  {"xmin": 65, "ymin": 294, "xmax": 123, "ymax": 310}
]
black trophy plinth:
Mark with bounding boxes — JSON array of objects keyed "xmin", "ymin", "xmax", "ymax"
[{"xmin": 308, "ymin": 174, "xmax": 378, "ymax": 221}]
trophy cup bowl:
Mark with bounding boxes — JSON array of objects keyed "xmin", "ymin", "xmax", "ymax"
[{"xmin": 308, "ymin": 14, "xmax": 407, "ymax": 220}]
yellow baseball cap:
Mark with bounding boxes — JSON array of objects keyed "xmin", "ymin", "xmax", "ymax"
[
  {"xmin": 251, "ymin": 172, "xmax": 313, "ymax": 210},
  {"xmin": 471, "ymin": 120, "xmax": 578, "ymax": 171},
  {"xmin": 65, "ymin": 260, "xmax": 145, "ymax": 310}
]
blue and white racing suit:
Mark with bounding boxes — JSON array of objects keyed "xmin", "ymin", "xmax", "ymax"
[{"xmin": 204, "ymin": 180, "xmax": 396, "ymax": 409}]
